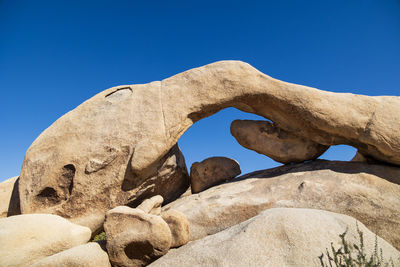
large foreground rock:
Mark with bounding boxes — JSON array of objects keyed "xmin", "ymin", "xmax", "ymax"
[
  {"xmin": 0, "ymin": 176, "xmax": 18, "ymax": 217},
  {"xmin": 30, "ymin": 242, "xmax": 111, "ymax": 267},
  {"xmin": 18, "ymin": 61, "xmax": 400, "ymax": 231},
  {"xmin": 231, "ymin": 120, "xmax": 329, "ymax": 163},
  {"xmin": 164, "ymin": 160, "xmax": 400, "ymax": 250},
  {"xmin": 104, "ymin": 206, "xmax": 172, "ymax": 267},
  {"xmin": 190, "ymin": 157, "xmax": 241, "ymax": 193},
  {"xmin": 150, "ymin": 208, "xmax": 400, "ymax": 267},
  {"xmin": 0, "ymin": 214, "xmax": 91, "ymax": 267}
]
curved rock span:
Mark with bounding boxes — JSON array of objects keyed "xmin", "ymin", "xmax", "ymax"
[{"xmin": 18, "ymin": 60, "xmax": 400, "ymax": 231}]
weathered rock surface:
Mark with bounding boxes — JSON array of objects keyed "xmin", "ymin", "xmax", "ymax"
[
  {"xmin": 190, "ymin": 157, "xmax": 241, "ymax": 193},
  {"xmin": 150, "ymin": 208, "xmax": 400, "ymax": 267},
  {"xmin": 161, "ymin": 209, "xmax": 190, "ymax": 248},
  {"xmin": 19, "ymin": 142, "xmax": 188, "ymax": 233},
  {"xmin": 231, "ymin": 120, "xmax": 329, "ymax": 163},
  {"xmin": 0, "ymin": 214, "xmax": 91, "ymax": 267},
  {"xmin": 104, "ymin": 206, "xmax": 172, "ymax": 267},
  {"xmin": 137, "ymin": 195, "xmax": 163, "ymax": 215},
  {"xmin": 30, "ymin": 242, "xmax": 111, "ymax": 267},
  {"xmin": 18, "ymin": 61, "xmax": 400, "ymax": 232},
  {"xmin": 164, "ymin": 160, "xmax": 400, "ymax": 250},
  {"xmin": 0, "ymin": 176, "xmax": 18, "ymax": 217}
]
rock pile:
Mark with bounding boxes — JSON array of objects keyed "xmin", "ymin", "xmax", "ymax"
[{"xmin": 1, "ymin": 61, "xmax": 400, "ymax": 266}]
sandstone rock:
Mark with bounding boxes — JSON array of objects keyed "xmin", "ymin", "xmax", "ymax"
[
  {"xmin": 190, "ymin": 157, "xmax": 241, "ymax": 193},
  {"xmin": 137, "ymin": 195, "xmax": 163, "ymax": 215},
  {"xmin": 150, "ymin": 208, "xmax": 400, "ymax": 267},
  {"xmin": 164, "ymin": 160, "xmax": 400, "ymax": 250},
  {"xmin": 18, "ymin": 61, "xmax": 400, "ymax": 232},
  {"xmin": 104, "ymin": 206, "xmax": 172, "ymax": 267},
  {"xmin": 0, "ymin": 176, "xmax": 18, "ymax": 217},
  {"xmin": 231, "ymin": 119, "xmax": 329, "ymax": 163},
  {"xmin": 0, "ymin": 213, "xmax": 91, "ymax": 267},
  {"xmin": 30, "ymin": 242, "xmax": 111, "ymax": 267},
  {"xmin": 161, "ymin": 209, "xmax": 190, "ymax": 248}
]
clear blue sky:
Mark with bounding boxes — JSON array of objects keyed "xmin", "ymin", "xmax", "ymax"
[{"xmin": 1, "ymin": 1, "xmax": 399, "ymax": 181}]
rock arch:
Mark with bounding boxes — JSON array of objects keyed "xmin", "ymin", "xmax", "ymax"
[{"xmin": 18, "ymin": 60, "xmax": 400, "ymax": 231}]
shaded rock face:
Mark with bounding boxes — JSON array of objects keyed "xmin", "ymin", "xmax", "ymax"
[
  {"xmin": 231, "ymin": 119, "xmax": 329, "ymax": 163},
  {"xmin": 164, "ymin": 160, "xmax": 400, "ymax": 251},
  {"xmin": 104, "ymin": 206, "xmax": 171, "ymax": 267},
  {"xmin": 19, "ymin": 142, "xmax": 188, "ymax": 232},
  {"xmin": 190, "ymin": 157, "xmax": 241, "ymax": 193},
  {"xmin": 150, "ymin": 208, "xmax": 400, "ymax": 267},
  {"xmin": 30, "ymin": 242, "xmax": 111, "ymax": 267},
  {"xmin": 18, "ymin": 61, "xmax": 400, "ymax": 231},
  {"xmin": 0, "ymin": 214, "xmax": 91, "ymax": 267},
  {"xmin": 0, "ymin": 176, "xmax": 19, "ymax": 217}
]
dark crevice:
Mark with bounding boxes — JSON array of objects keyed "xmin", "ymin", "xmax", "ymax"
[
  {"xmin": 61, "ymin": 164, "xmax": 75, "ymax": 195},
  {"xmin": 124, "ymin": 240, "xmax": 154, "ymax": 260},
  {"xmin": 37, "ymin": 187, "xmax": 60, "ymax": 204}
]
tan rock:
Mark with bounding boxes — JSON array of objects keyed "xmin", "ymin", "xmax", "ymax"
[
  {"xmin": 150, "ymin": 208, "xmax": 400, "ymax": 267},
  {"xmin": 19, "ymin": 143, "xmax": 188, "ymax": 233},
  {"xmin": 231, "ymin": 119, "xmax": 329, "ymax": 163},
  {"xmin": 18, "ymin": 61, "xmax": 400, "ymax": 232},
  {"xmin": 0, "ymin": 176, "xmax": 18, "ymax": 217},
  {"xmin": 137, "ymin": 195, "xmax": 163, "ymax": 215},
  {"xmin": 0, "ymin": 213, "xmax": 91, "ymax": 267},
  {"xmin": 165, "ymin": 160, "xmax": 400, "ymax": 250},
  {"xmin": 104, "ymin": 206, "xmax": 172, "ymax": 267},
  {"xmin": 190, "ymin": 157, "xmax": 241, "ymax": 193},
  {"xmin": 30, "ymin": 242, "xmax": 111, "ymax": 267},
  {"xmin": 161, "ymin": 209, "xmax": 190, "ymax": 248}
]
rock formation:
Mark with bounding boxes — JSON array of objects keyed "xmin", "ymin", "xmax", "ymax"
[
  {"xmin": 161, "ymin": 209, "xmax": 190, "ymax": 248},
  {"xmin": 164, "ymin": 160, "xmax": 400, "ymax": 250},
  {"xmin": 104, "ymin": 206, "xmax": 172, "ymax": 267},
  {"xmin": 19, "ymin": 143, "xmax": 188, "ymax": 233},
  {"xmin": 231, "ymin": 119, "xmax": 329, "ymax": 163},
  {"xmin": 0, "ymin": 214, "xmax": 91, "ymax": 266},
  {"xmin": 150, "ymin": 208, "xmax": 400, "ymax": 266},
  {"xmin": 137, "ymin": 195, "xmax": 164, "ymax": 215},
  {"xmin": 17, "ymin": 60, "xmax": 400, "ymax": 234},
  {"xmin": 190, "ymin": 157, "xmax": 241, "ymax": 193},
  {"xmin": 0, "ymin": 176, "xmax": 18, "ymax": 217},
  {"xmin": 30, "ymin": 242, "xmax": 111, "ymax": 267}
]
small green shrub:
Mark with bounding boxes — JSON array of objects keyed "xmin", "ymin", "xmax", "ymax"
[
  {"xmin": 92, "ymin": 231, "xmax": 107, "ymax": 242},
  {"xmin": 319, "ymin": 224, "xmax": 397, "ymax": 267}
]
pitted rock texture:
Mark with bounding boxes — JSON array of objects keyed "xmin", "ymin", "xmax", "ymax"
[
  {"xmin": 18, "ymin": 60, "xmax": 400, "ymax": 233},
  {"xmin": 165, "ymin": 160, "xmax": 400, "ymax": 251},
  {"xmin": 150, "ymin": 208, "xmax": 400, "ymax": 267},
  {"xmin": 231, "ymin": 119, "xmax": 329, "ymax": 163},
  {"xmin": 104, "ymin": 206, "xmax": 172, "ymax": 267},
  {"xmin": 190, "ymin": 157, "xmax": 241, "ymax": 193},
  {"xmin": 19, "ymin": 143, "xmax": 188, "ymax": 233}
]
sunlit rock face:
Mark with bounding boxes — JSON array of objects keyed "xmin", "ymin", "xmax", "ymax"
[{"xmin": 18, "ymin": 60, "xmax": 400, "ymax": 233}]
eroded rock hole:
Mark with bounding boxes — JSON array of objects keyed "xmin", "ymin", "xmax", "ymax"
[
  {"xmin": 61, "ymin": 164, "xmax": 75, "ymax": 196},
  {"xmin": 125, "ymin": 240, "xmax": 154, "ymax": 260},
  {"xmin": 37, "ymin": 187, "xmax": 60, "ymax": 204}
]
